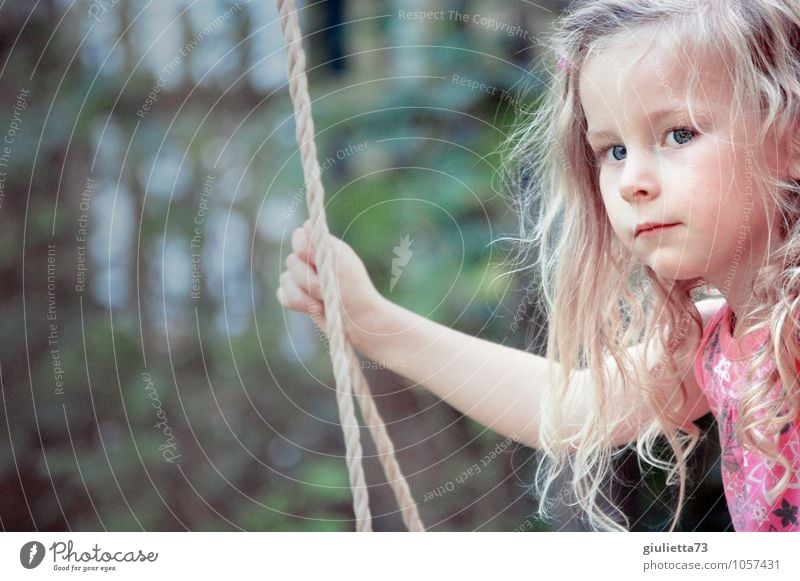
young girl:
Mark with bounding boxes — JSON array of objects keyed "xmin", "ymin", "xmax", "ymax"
[{"xmin": 276, "ymin": 0, "xmax": 800, "ymax": 532}]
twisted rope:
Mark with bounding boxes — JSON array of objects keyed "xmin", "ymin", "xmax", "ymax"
[{"xmin": 277, "ymin": 0, "xmax": 423, "ymax": 532}]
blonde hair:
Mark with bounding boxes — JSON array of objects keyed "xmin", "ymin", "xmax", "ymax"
[{"xmin": 504, "ymin": 0, "xmax": 800, "ymax": 531}]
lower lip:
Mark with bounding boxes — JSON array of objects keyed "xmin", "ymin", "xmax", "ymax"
[{"xmin": 636, "ymin": 224, "xmax": 679, "ymax": 237}]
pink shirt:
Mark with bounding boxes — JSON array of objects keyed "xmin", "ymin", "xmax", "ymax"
[{"xmin": 693, "ymin": 302, "xmax": 800, "ymax": 531}]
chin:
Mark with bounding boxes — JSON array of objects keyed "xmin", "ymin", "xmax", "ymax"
[{"xmin": 642, "ymin": 255, "xmax": 705, "ymax": 282}]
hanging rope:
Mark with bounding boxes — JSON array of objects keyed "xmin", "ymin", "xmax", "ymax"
[{"xmin": 277, "ymin": 0, "xmax": 424, "ymax": 532}]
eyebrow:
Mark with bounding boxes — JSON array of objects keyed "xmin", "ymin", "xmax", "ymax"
[{"xmin": 586, "ymin": 106, "xmax": 706, "ymax": 140}]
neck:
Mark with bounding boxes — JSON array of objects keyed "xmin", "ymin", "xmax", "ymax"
[{"xmin": 706, "ymin": 249, "xmax": 766, "ymax": 341}]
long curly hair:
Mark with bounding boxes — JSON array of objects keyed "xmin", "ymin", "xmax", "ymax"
[{"xmin": 503, "ymin": 0, "xmax": 800, "ymax": 531}]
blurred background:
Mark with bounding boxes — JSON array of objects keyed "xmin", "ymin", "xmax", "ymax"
[{"xmin": 0, "ymin": 0, "xmax": 730, "ymax": 532}]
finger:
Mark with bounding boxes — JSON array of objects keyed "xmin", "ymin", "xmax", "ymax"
[
  {"xmin": 279, "ymin": 271, "xmax": 323, "ymax": 315},
  {"xmin": 285, "ymin": 253, "xmax": 322, "ymax": 300},
  {"xmin": 291, "ymin": 226, "xmax": 316, "ymax": 265},
  {"xmin": 291, "ymin": 226, "xmax": 307, "ymax": 257},
  {"xmin": 280, "ymin": 272, "xmax": 327, "ymax": 331}
]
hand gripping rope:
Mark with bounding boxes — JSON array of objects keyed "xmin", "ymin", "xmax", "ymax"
[{"xmin": 277, "ymin": 0, "xmax": 424, "ymax": 532}]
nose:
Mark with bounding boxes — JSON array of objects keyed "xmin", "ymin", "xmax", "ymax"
[{"xmin": 618, "ymin": 149, "xmax": 660, "ymax": 203}]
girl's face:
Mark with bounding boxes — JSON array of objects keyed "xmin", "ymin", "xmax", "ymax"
[{"xmin": 579, "ymin": 33, "xmax": 791, "ymax": 287}]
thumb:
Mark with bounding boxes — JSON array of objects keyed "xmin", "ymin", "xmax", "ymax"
[{"xmin": 308, "ymin": 229, "xmax": 347, "ymax": 269}]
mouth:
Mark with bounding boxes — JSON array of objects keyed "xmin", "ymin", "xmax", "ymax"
[{"xmin": 635, "ymin": 223, "xmax": 680, "ymax": 238}]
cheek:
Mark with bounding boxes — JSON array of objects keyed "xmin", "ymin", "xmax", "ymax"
[
  {"xmin": 678, "ymin": 167, "xmax": 726, "ymax": 224},
  {"xmin": 598, "ymin": 174, "xmax": 617, "ymax": 220},
  {"xmin": 598, "ymin": 170, "xmax": 637, "ymax": 245},
  {"xmin": 683, "ymin": 200, "xmax": 725, "ymax": 253},
  {"xmin": 599, "ymin": 192, "xmax": 631, "ymax": 243},
  {"xmin": 598, "ymin": 174, "xmax": 620, "ymax": 215}
]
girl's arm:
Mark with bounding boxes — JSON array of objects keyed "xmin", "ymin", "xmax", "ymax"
[
  {"xmin": 350, "ymin": 297, "xmax": 718, "ymax": 449},
  {"xmin": 277, "ymin": 222, "xmax": 717, "ymax": 449},
  {"xmin": 349, "ymin": 297, "xmax": 567, "ymax": 449},
  {"xmin": 277, "ymin": 222, "xmax": 569, "ymax": 448}
]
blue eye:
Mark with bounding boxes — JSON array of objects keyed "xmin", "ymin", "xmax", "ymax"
[
  {"xmin": 592, "ymin": 144, "xmax": 626, "ymax": 162},
  {"xmin": 609, "ymin": 145, "xmax": 626, "ymax": 161},
  {"xmin": 595, "ymin": 127, "xmax": 697, "ymax": 163},
  {"xmin": 594, "ymin": 127, "xmax": 696, "ymax": 164},
  {"xmin": 667, "ymin": 127, "xmax": 695, "ymax": 145}
]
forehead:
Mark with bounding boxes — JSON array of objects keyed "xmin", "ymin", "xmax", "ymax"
[{"xmin": 578, "ymin": 31, "xmax": 731, "ymax": 131}]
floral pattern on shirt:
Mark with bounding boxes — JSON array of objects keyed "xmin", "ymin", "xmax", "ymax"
[{"xmin": 694, "ymin": 304, "xmax": 800, "ymax": 532}]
